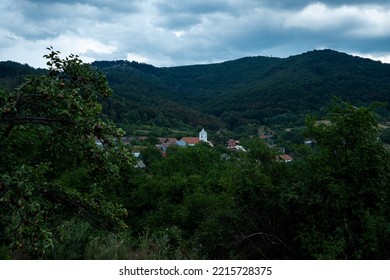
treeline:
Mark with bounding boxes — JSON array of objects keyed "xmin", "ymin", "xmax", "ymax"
[{"xmin": 1, "ymin": 51, "xmax": 390, "ymax": 259}]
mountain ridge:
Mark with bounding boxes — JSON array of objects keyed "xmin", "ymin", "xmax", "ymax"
[
  {"xmin": 2, "ymin": 49, "xmax": 390, "ymax": 133},
  {"xmin": 91, "ymin": 49, "xmax": 390, "ymax": 130}
]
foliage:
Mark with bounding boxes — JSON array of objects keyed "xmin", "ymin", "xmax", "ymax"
[
  {"xmin": 379, "ymin": 127, "xmax": 390, "ymax": 144},
  {"xmin": 286, "ymin": 101, "xmax": 390, "ymax": 259},
  {"xmin": 0, "ymin": 48, "xmax": 133, "ymax": 259},
  {"xmin": 125, "ymin": 101, "xmax": 390, "ymax": 259}
]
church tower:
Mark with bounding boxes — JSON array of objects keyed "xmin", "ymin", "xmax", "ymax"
[{"xmin": 199, "ymin": 128, "xmax": 207, "ymax": 142}]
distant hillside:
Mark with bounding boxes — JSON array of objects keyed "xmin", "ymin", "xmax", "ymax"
[
  {"xmin": 2, "ymin": 50, "xmax": 390, "ymax": 134},
  {"xmin": 92, "ymin": 60, "xmax": 225, "ymax": 131},
  {"xmin": 92, "ymin": 49, "xmax": 390, "ymax": 130},
  {"xmin": 0, "ymin": 61, "xmax": 44, "ymax": 90}
]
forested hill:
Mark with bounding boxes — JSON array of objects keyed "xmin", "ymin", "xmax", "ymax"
[
  {"xmin": 92, "ymin": 49, "xmax": 390, "ymax": 130},
  {"xmin": 0, "ymin": 61, "xmax": 45, "ymax": 90},
  {"xmin": 2, "ymin": 49, "xmax": 390, "ymax": 132}
]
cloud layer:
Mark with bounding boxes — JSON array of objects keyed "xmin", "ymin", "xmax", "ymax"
[{"xmin": 1, "ymin": 0, "xmax": 390, "ymax": 67}]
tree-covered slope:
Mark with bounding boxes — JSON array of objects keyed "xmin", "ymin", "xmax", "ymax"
[
  {"xmin": 202, "ymin": 50, "xmax": 390, "ymax": 127},
  {"xmin": 3, "ymin": 49, "xmax": 390, "ymax": 132},
  {"xmin": 92, "ymin": 60, "xmax": 225, "ymax": 131},
  {"xmin": 92, "ymin": 49, "xmax": 390, "ymax": 130},
  {"xmin": 0, "ymin": 61, "xmax": 45, "ymax": 90}
]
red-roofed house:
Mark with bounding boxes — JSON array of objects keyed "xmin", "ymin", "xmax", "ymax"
[
  {"xmin": 158, "ymin": 137, "xmax": 178, "ymax": 145},
  {"xmin": 227, "ymin": 139, "xmax": 240, "ymax": 149},
  {"xmin": 279, "ymin": 154, "xmax": 293, "ymax": 163},
  {"xmin": 180, "ymin": 137, "xmax": 200, "ymax": 146}
]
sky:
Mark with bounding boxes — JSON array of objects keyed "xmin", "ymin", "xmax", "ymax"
[{"xmin": 1, "ymin": 0, "xmax": 390, "ymax": 68}]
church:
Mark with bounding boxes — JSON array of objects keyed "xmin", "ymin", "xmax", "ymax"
[{"xmin": 179, "ymin": 128, "xmax": 209, "ymax": 146}]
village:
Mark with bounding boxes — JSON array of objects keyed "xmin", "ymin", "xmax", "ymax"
[{"xmin": 119, "ymin": 128, "xmax": 297, "ymax": 168}]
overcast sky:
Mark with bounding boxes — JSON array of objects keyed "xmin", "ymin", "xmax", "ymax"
[{"xmin": 1, "ymin": 0, "xmax": 390, "ymax": 68}]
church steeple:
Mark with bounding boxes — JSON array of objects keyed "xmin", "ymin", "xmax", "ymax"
[{"xmin": 199, "ymin": 128, "xmax": 207, "ymax": 142}]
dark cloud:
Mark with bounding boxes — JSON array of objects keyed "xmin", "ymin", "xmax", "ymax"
[
  {"xmin": 1, "ymin": 0, "xmax": 390, "ymax": 67},
  {"xmin": 153, "ymin": 0, "xmax": 242, "ymax": 30},
  {"xmin": 21, "ymin": 0, "xmax": 140, "ymax": 21}
]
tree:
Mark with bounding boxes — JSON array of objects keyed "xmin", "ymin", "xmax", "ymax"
[
  {"xmin": 379, "ymin": 128, "xmax": 390, "ymax": 144},
  {"xmin": 287, "ymin": 101, "xmax": 390, "ymax": 259},
  {"xmin": 0, "ymin": 48, "xmax": 134, "ymax": 259}
]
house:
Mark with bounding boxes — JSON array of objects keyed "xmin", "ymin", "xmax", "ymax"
[
  {"xmin": 227, "ymin": 139, "xmax": 246, "ymax": 152},
  {"xmin": 175, "ymin": 140, "xmax": 187, "ymax": 147},
  {"xmin": 179, "ymin": 137, "xmax": 200, "ymax": 146},
  {"xmin": 155, "ymin": 137, "xmax": 178, "ymax": 155},
  {"xmin": 132, "ymin": 152, "xmax": 146, "ymax": 168},
  {"xmin": 279, "ymin": 154, "xmax": 293, "ymax": 163},
  {"xmin": 156, "ymin": 143, "xmax": 169, "ymax": 152},
  {"xmin": 158, "ymin": 137, "xmax": 178, "ymax": 145},
  {"xmin": 227, "ymin": 139, "xmax": 240, "ymax": 149}
]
